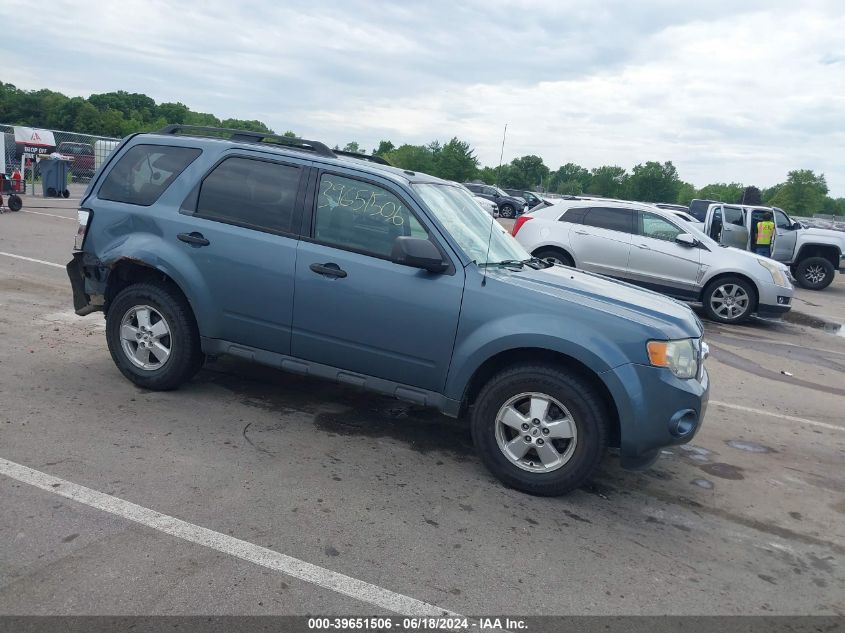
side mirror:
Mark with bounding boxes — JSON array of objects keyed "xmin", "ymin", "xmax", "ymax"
[
  {"xmin": 791, "ymin": 222, "xmax": 801, "ymax": 230},
  {"xmin": 391, "ymin": 236, "xmax": 448, "ymax": 273},
  {"xmin": 675, "ymin": 233, "xmax": 698, "ymax": 247}
]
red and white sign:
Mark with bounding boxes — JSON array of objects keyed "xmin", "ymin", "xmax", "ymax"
[{"xmin": 13, "ymin": 126, "xmax": 56, "ymax": 148}]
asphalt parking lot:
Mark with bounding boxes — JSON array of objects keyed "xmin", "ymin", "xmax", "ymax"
[{"xmin": 0, "ymin": 195, "xmax": 843, "ymax": 616}]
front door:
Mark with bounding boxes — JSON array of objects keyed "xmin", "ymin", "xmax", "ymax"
[
  {"xmin": 291, "ymin": 170, "xmax": 464, "ymax": 392},
  {"xmin": 627, "ymin": 211, "xmax": 702, "ymax": 300},
  {"xmin": 771, "ymin": 208, "xmax": 798, "ymax": 262},
  {"xmin": 172, "ymin": 152, "xmax": 307, "ymax": 354}
]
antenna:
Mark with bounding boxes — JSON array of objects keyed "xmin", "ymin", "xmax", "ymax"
[
  {"xmin": 495, "ymin": 123, "xmax": 508, "ymax": 187},
  {"xmin": 481, "ymin": 215, "xmax": 495, "ymax": 287}
]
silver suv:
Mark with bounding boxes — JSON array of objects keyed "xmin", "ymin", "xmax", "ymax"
[{"xmin": 512, "ymin": 200, "xmax": 794, "ymax": 324}]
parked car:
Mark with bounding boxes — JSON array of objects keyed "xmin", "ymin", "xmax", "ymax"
[
  {"xmin": 68, "ymin": 125, "xmax": 709, "ymax": 496},
  {"xmin": 455, "ymin": 182, "xmax": 498, "ymax": 217},
  {"xmin": 56, "ymin": 141, "xmax": 95, "ymax": 181},
  {"xmin": 655, "ymin": 203, "xmax": 691, "ymax": 213},
  {"xmin": 462, "ymin": 182, "xmax": 526, "ymax": 218},
  {"xmin": 666, "ymin": 209, "xmax": 705, "ymax": 232},
  {"xmin": 701, "ymin": 203, "xmax": 845, "ymax": 290},
  {"xmin": 504, "ymin": 189, "xmax": 549, "ymax": 210},
  {"xmin": 512, "ymin": 200, "xmax": 793, "ymax": 324},
  {"xmin": 688, "ymin": 199, "xmax": 720, "ymax": 222}
]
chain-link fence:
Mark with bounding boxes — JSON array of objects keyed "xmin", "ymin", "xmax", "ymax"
[{"xmin": 1, "ymin": 124, "xmax": 120, "ymax": 196}]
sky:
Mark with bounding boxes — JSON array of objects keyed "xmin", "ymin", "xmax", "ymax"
[{"xmin": 2, "ymin": 0, "xmax": 844, "ymax": 195}]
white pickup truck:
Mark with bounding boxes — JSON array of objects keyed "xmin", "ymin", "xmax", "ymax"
[{"xmin": 703, "ymin": 204, "xmax": 845, "ymax": 290}]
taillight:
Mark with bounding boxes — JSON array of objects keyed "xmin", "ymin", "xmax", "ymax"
[
  {"xmin": 74, "ymin": 208, "xmax": 91, "ymax": 250},
  {"xmin": 511, "ymin": 215, "xmax": 533, "ymax": 236}
]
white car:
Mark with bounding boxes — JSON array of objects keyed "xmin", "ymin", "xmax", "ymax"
[
  {"xmin": 667, "ymin": 209, "xmax": 705, "ymax": 232},
  {"xmin": 511, "ymin": 199, "xmax": 794, "ymax": 324},
  {"xmin": 474, "ymin": 196, "xmax": 499, "ymax": 217}
]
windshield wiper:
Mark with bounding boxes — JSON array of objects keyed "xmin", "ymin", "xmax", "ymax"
[{"xmin": 478, "ymin": 258, "xmax": 529, "ymax": 269}]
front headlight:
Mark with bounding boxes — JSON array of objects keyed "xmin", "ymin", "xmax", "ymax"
[
  {"xmin": 647, "ymin": 338, "xmax": 699, "ymax": 379},
  {"xmin": 757, "ymin": 258, "xmax": 791, "ymax": 288}
]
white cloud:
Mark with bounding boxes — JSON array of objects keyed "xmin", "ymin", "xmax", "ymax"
[{"xmin": 1, "ymin": 0, "xmax": 843, "ymax": 194}]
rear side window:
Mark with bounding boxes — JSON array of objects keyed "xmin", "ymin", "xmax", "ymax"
[
  {"xmin": 723, "ymin": 206, "xmax": 744, "ymax": 226},
  {"xmin": 195, "ymin": 157, "xmax": 301, "ymax": 234},
  {"xmin": 559, "ymin": 207, "xmax": 588, "ymax": 223},
  {"xmin": 99, "ymin": 144, "xmax": 201, "ymax": 206},
  {"xmin": 583, "ymin": 207, "xmax": 634, "ymax": 233}
]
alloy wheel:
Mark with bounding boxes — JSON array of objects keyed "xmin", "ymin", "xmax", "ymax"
[
  {"xmin": 804, "ymin": 264, "xmax": 826, "ymax": 285},
  {"xmin": 119, "ymin": 305, "xmax": 173, "ymax": 370},
  {"xmin": 709, "ymin": 283, "xmax": 750, "ymax": 321},
  {"xmin": 494, "ymin": 392, "xmax": 577, "ymax": 473}
]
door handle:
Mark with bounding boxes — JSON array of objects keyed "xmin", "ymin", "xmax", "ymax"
[
  {"xmin": 574, "ymin": 230, "xmax": 588, "ymax": 235},
  {"xmin": 177, "ymin": 232, "xmax": 210, "ymax": 246},
  {"xmin": 636, "ymin": 243, "xmax": 651, "ymax": 250},
  {"xmin": 309, "ymin": 262, "xmax": 347, "ymax": 279}
]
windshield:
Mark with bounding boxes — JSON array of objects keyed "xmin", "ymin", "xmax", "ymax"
[{"xmin": 413, "ymin": 183, "xmax": 530, "ymax": 265}]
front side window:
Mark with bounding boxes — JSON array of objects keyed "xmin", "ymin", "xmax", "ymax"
[
  {"xmin": 99, "ymin": 144, "xmax": 201, "ymax": 206},
  {"xmin": 774, "ymin": 209, "xmax": 791, "ymax": 229},
  {"xmin": 196, "ymin": 157, "xmax": 301, "ymax": 234},
  {"xmin": 640, "ymin": 212, "xmax": 683, "ymax": 242},
  {"xmin": 583, "ymin": 207, "xmax": 634, "ymax": 233},
  {"xmin": 314, "ymin": 173, "xmax": 427, "ymax": 257}
]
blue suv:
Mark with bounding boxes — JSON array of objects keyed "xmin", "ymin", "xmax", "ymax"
[{"xmin": 67, "ymin": 126, "xmax": 709, "ymax": 496}]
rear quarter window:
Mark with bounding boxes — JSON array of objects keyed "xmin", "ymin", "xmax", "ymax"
[
  {"xmin": 99, "ymin": 144, "xmax": 201, "ymax": 207},
  {"xmin": 559, "ymin": 207, "xmax": 588, "ymax": 223}
]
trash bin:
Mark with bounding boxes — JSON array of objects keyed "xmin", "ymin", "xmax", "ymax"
[{"xmin": 39, "ymin": 157, "xmax": 72, "ymax": 198}]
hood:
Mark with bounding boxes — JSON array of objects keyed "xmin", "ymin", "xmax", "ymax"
[
  {"xmin": 491, "ymin": 264, "xmax": 702, "ymax": 339},
  {"xmin": 801, "ymin": 227, "xmax": 845, "ymax": 244}
]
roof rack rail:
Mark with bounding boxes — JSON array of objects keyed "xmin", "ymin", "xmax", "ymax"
[
  {"xmin": 333, "ymin": 150, "xmax": 391, "ymax": 166},
  {"xmin": 156, "ymin": 124, "xmax": 336, "ymax": 159}
]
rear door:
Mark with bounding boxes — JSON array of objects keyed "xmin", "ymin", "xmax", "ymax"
[
  {"xmin": 627, "ymin": 210, "xmax": 702, "ymax": 299},
  {"xmin": 569, "ymin": 206, "xmax": 634, "ymax": 278},
  {"xmin": 719, "ymin": 205, "xmax": 749, "ymax": 249},
  {"xmin": 291, "ymin": 169, "xmax": 464, "ymax": 391},
  {"xmin": 172, "ymin": 151, "xmax": 308, "ymax": 354}
]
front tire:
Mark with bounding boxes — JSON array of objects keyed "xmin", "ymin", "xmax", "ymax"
[
  {"xmin": 702, "ymin": 277, "xmax": 756, "ymax": 323},
  {"xmin": 106, "ymin": 282, "xmax": 203, "ymax": 390},
  {"xmin": 470, "ymin": 364, "xmax": 608, "ymax": 496},
  {"xmin": 794, "ymin": 257, "xmax": 834, "ymax": 290},
  {"xmin": 499, "ymin": 204, "xmax": 516, "ymax": 219}
]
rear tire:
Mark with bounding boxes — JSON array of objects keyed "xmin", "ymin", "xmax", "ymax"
[
  {"xmin": 534, "ymin": 248, "xmax": 574, "ymax": 267},
  {"xmin": 106, "ymin": 282, "xmax": 203, "ymax": 390},
  {"xmin": 470, "ymin": 364, "xmax": 607, "ymax": 496},
  {"xmin": 794, "ymin": 256, "xmax": 834, "ymax": 290},
  {"xmin": 702, "ymin": 276, "xmax": 756, "ymax": 323}
]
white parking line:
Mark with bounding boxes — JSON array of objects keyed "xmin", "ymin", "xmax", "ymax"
[
  {"xmin": 0, "ymin": 251, "xmax": 65, "ymax": 269},
  {"xmin": 0, "ymin": 457, "xmax": 459, "ymax": 617},
  {"xmin": 710, "ymin": 400, "xmax": 844, "ymax": 432},
  {"xmin": 21, "ymin": 209, "xmax": 76, "ymax": 221}
]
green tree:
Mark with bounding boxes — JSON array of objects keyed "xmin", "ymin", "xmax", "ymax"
[
  {"xmin": 586, "ymin": 165, "xmax": 627, "ymax": 198},
  {"xmin": 372, "ymin": 140, "xmax": 395, "ymax": 156},
  {"xmin": 476, "ymin": 166, "xmax": 498, "ymax": 184},
  {"xmin": 282, "ymin": 130, "xmax": 297, "ymax": 138},
  {"xmin": 548, "ymin": 163, "xmax": 590, "ymax": 194},
  {"xmin": 433, "ymin": 137, "xmax": 478, "ymax": 182},
  {"xmin": 767, "ymin": 170, "xmax": 829, "ymax": 216},
  {"xmin": 697, "ymin": 182, "xmax": 744, "ymax": 203},
  {"xmin": 496, "ymin": 164, "xmax": 529, "ymax": 189},
  {"xmin": 676, "ymin": 181, "xmax": 697, "ymax": 205},
  {"xmin": 626, "ymin": 161, "xmax": 681, "ymax": 202},
  {"xmin": 384, "ymin": 144, "xmax": 435, "ymax": 174},
  {"xmin": 736, "ymin": 185, "xmax": 762, "ymax": 205},
  {"xmin": 157, "ymin": 102, "xmax": 189, "ymax": 124},
  {"xmin": 342, "ymin": 141, "xmax": 363, "ymax": 154},
  {"xmin": 507, "ymin": 155, "xmax": 549, "ymax": 191},
  {"xmin": 820, "ymin": 197, "xmax": 845, "ymax": 216},
  {"xmin": 221, "ymin": 119, "xmax": 273, "ymax": 133}
]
